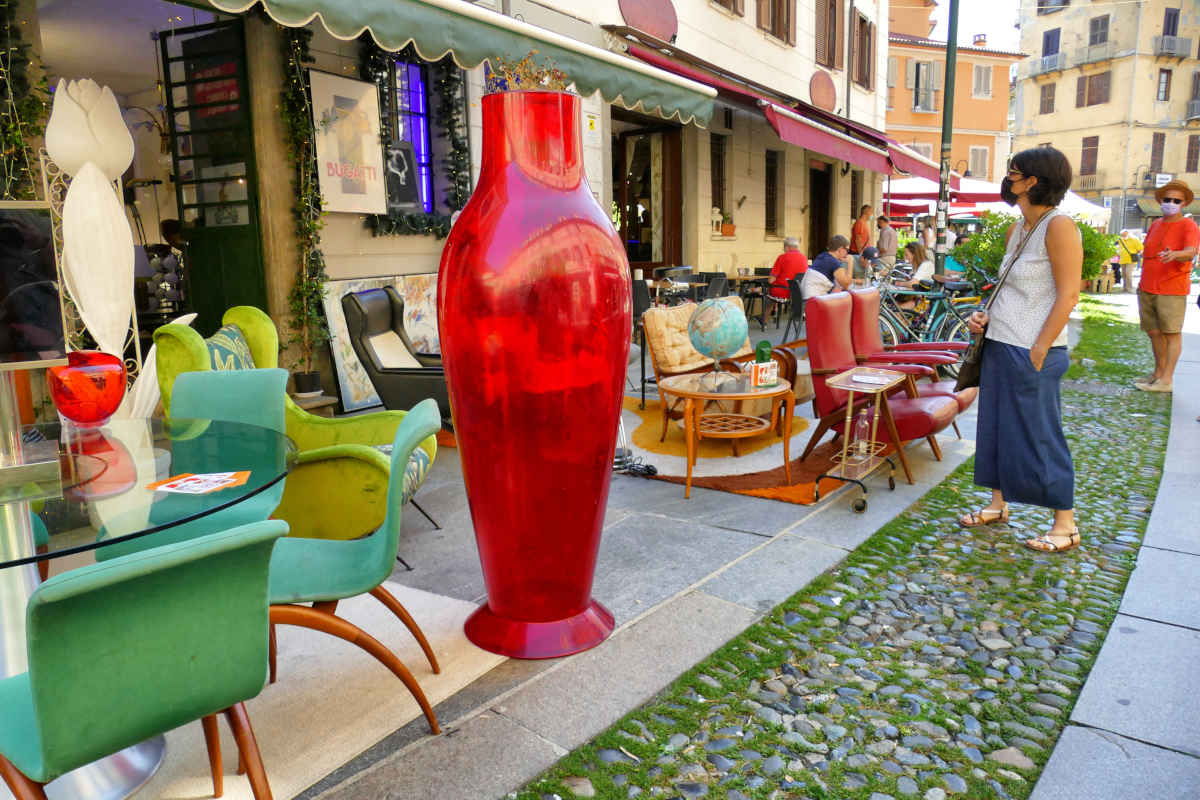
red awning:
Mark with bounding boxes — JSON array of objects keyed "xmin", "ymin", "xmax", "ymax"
[
  {"xmin": 761, "ymin": 104, "xmax": 891, "ymax": 174},
  {"xmin": 626, "ymin": 45, "xmax": 893, "ymax": 175},
  {"xmin": 886, "ymin": 139, "xmax": 958, "ymax": 188},
  {"xmin": 882, "ymin": 199, "xmax": 932, "ymax": 216}
]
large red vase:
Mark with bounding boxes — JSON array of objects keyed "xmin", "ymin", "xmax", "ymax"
[{"xmin": 438, "ymin": 91, "xmax": 631, "ymax": 659}]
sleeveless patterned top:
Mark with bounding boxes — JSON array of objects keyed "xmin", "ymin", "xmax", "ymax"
[{"xmin": 986, "ymin": 209, "xmax": 1069, "ymax": 350}]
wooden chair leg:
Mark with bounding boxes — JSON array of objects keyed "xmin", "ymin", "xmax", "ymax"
[
  {"xmin": 368, "ymin": 585, "xmax": 440, "ymax": 673},
  {"xmin": 270, "ymin": 604, "xmax": 440, "ymax": 734},
  {"xmin": 201, "ymin": 714, "xmax": 224, "ymax": 797},
  {"xmin": 312, "ymin": 600, "xmax": 338, "ymax": 614},
  {"xmin": 0, "ymin": 755, "xmax": 46, "ymax": 800},
  {"xmin": 223, "ymin": 703, "xmax": 273, "ymax": 800},
  {"xmin": 952, "ymin": 420, "xmax": 962, "ymax": 439},
  {"xmin": 926, "ymin": 434, "xmax": 943, "ymax": 461},
  {"xmin": 35, "ymin": 546, "xmax": 47, "ymax": 582},
  {"xmin": 268, "ymin": 623, "xmax": 277, "ymax": 685},
  {"xmin": 800, "ymin": 417, "xmax": 833, "ymax": 461}
]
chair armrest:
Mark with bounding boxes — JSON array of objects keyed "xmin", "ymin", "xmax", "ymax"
[
  {"xmin": 284, "ymin": 402, "xmax": 437, "ymax": 466},
  {"xmin": 416, "ymin": 353, "xmax": 442, "ymax": 368},
  {"xmin": 863, "ymin": 351, "xmax": 956, "ymax": 366},
  {"xmin": 294, "ymin": 443, "xmax": 390, "ymax": 470},
  {"xmin": 861, "ymin": 362, "xmax": 935, "ymax": 377},
  {"xmin": 888, "ymin": 341, "xmax": 967, "ymax": 352}
]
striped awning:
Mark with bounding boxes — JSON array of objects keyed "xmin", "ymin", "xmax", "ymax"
[{"xmin": 208, "ymin": 0, "xmax": 716, "ymax": 126}]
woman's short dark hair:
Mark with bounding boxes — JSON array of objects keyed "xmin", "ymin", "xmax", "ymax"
[
  {"xmin": 1009, "ymin": 146, "xmax": 1072, "ymax": 207},
  {"xmin": 827, "ymin": 234, "xmax": 850, "ymax": 251}
]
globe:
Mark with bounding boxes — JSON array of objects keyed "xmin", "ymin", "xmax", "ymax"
[{"xmin": 687, "ymin": 298, "xmax": 748, "ymax": 365}]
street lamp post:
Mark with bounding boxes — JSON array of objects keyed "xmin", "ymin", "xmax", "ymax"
[{"xmin": 935, "ymin": 0, "xmax": 960, "ymax": 276}]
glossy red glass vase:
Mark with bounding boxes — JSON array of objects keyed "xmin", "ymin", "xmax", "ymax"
[
  {"xmin": 47, "ymin": 350, "xmax": 126, "ymax": 427},
  {"xmin": 438, "ymin": 91, "xmax": 632, "ymax": 659}
]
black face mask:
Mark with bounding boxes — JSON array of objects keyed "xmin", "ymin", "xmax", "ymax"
[{"xmin": 1000, "ymin": 176, "xmax": 1019, "ymax": 206}]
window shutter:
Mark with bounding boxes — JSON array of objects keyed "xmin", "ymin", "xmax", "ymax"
[
  {"xmin": 733, "ymin": 0, "xmax": 745, "ymax": 15},
  {"xmin": 788, "ymin": 0, "xmax": 797, "ymax": 45},
  {"xmin": 756, "ymin": 0, "xmax": 768, "ymax": 31},
  {"xmin": 905, "ymin": 59, "xmax": 915, "ymax": 89},
  {"xmin": 1098, "ymin": 71, "xmax": 1111, "ymax": 104},
  {"xmin": 932, "ymin": 61, "xmax": 944, "ymax": 90},
  {"xmin": 835, "ymin": 0, "xmax": 845, "ymax": 69},
  {"xmin": 1076, "ymin": 76, "xmax": 1086, "ymax": 107},
  {"xmin": 868, "ymin": 22, "xmax": 876, "ymax": 89},
  {"xmin": 815, "ymin": 1, "xmax": 828, "ymax": 65},
  {"xmin": 888, "ymin": 57, "xmax": 898, "ymax": 88}
]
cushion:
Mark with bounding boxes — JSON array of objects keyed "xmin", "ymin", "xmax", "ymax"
[
  {"xmin": 369, "ymin": 331, "xmax": 422, "ymax": 369},
  {"xmin": 371, "ymin": 445, "xmax": 433, "ymax": 506},
  {"xmin": 643, "ymin": 296, "xmax": 752, "ymax": 374},
  {"xmin": 205, "ymin": 324, "xmax": 256, "ymax": 371}
]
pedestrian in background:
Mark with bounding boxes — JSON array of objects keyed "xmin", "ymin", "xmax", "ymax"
[
  {"xmin": 850, "ymin": 205, "xmax": 873, "ymax": 254},
  {"xmin": 921, "ymin": 216, "xmax": 936, "ymax": 250},
  {"xmin": 962, "ymin": 146, "xmax": 1081, "ymax": 554},
  {"xmin": 876, "ymin": 215, "xmax": 898, "ymax": 266},
  {"xmin": 1115, "ymin": 229, "xmax": 1142, "ymax": 291},
  {"xmin": 1135, "ymin": 179, "xmax": 1198, "ymax": 393},
  {"xmin": 768, "ymin": 236, "xmax": 808, "ymax": 299}
]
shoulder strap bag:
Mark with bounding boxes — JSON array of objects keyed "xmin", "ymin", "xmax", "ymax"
[{"xmin": 954, "ymin": 210, "xmax": 1056, "ymax": 391}]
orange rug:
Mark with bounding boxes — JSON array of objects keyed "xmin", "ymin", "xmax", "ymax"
[{"xmin": 653, "ymin": 439, "xmax": 895, "ymax": 505}]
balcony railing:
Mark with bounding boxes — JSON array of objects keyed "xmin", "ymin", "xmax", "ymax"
[
  {"xmin": 1153, "ymin": 36, "xmax": 1192, "ymax": 57},
  {"xmin": 1074, "ymin": 41, "xmax": 1115, "ymax": 66},
  {"xmin": 1032, "ymin": 52, "xmax": 1067, "ymax": 76},
  {"xmin": 1077, "ymin": 173, "xmax": 1101, "ymax": 191},
  {"xmin": 1187, "ymin": 99, "xmax": 1200, "ymax": 121}
]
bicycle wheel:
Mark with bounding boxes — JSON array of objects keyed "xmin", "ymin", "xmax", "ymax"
[
  {"xmin": 878, "ymin": 314, "xmax": 903, "ymax": 348},
  {"xmin": 940, "ymin": 317, "xmax": 972, "ymax": 378}
]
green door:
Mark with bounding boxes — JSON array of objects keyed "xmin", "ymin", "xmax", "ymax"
[{"xmin": 160, "ymin": 19, "xmax": 266, "ymax": 335}]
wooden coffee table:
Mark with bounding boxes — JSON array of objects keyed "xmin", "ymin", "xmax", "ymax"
[{"xmin": 658, "ymin": 371, "xmax": 795, "ymax": 498}]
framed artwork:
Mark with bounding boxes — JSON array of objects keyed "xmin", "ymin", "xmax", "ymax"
[
  {"xmin": 322, "ymin": 274, "xmax": 441, "ymax": 413},
  {"xmin": 0, "ymin": 201, "xmax": 68, "ymax": 370},
  {"xmin": 309, "ymin": 70, "xmax": 387, "ymax": 214}
]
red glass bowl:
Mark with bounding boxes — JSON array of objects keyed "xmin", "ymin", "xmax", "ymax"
[{"xmin": 47, "ymin": 351, "xmax": 126, "ymax": 427}]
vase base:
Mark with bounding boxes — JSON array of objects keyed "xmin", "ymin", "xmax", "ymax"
[{"xmin": 464, "ymin": 599, "xmax": 615, "ymax": 659}]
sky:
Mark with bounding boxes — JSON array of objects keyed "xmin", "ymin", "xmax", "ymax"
[{"xmin": 928, "ymin": 0, "xmax": 1022, "ymax": 53}]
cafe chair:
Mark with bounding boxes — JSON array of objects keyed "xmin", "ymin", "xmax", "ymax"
[
  {"xmin": 803, "ymin": 292, "xmax": 958, "ymax": 484},
  {"xmin": 266, "ymin": 398, "xmax": 443, "ymax": 735},
  {"xmin": 780, "ymin": 278, "xmax": 806, "ymax": 343},
  {"xmin": 341, "ymin": 287, "xmax": 452, "ymax": 426},
  {"xmin": 154, "ymin": 305, "xmax": 437, "ymax": 542},
  {"xmin": 0, "ymin": 519, "xmax": 288, "ymax": 800},
  {"xmin": 848, "ymin": 287, "xmax": 976, "ymax": 435},
  {"xmin": 704, "ymin": 274, "xmax": 729, "ymax": 299}
]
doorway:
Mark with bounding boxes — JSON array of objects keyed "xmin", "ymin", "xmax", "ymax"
[
  {"xmin": 612, "ymin": 112, "xmax": 682, "ymax": 272},
  {"xmin": 808, "ymin": 162, "xmax": 832, "ymax": 259}
]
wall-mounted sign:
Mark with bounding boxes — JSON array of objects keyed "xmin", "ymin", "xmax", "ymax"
[
  {"xmin": 809, "ymin": 71, "xmax": 837, "ymax": 112},
  {"xmin": 618, "ymin": 0, "xmax": 678, "ymax": 41},
  {"xmin": 1155, "ymin": 173, "xmax": 1173, "ymax": 188},
  {"xmin": 309, "ymin": 70, "xmax": 387, "ymax": 214}
]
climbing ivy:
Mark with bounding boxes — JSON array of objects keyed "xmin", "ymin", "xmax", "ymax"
[{"xmin": 0, "ymin": 0, "xmax": 47, "ymax": 200}]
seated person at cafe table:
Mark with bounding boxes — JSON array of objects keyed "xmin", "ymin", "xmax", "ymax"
[
  {"xmin": 769, "ymin": 236, "xmax": 808, "ymax": 298},
  {"xmin": 801, "ymin": 234, "xmax": 853, "ymax": 297},
  {"xmin": 893, "ymin": 241, "xmax": 935, "ymax": 310}
]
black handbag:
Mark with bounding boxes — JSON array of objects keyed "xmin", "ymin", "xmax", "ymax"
[{"xmin": 954, "ymin": 210, "xmax": 1055, "ymax": 391}]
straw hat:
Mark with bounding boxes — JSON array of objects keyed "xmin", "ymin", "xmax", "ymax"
[{"xmin": 1154, "ymin": 179, "xmax": 1194, "ymax": 206}]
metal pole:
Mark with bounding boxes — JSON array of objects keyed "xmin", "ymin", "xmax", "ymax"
[{"xmin": 935, "ymin": 0, "xmax": 959, "ymax": 276}]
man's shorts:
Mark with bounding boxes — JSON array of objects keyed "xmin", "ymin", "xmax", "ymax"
[{"xmin": 1138, "ymin": 290, "xmax": 1187, "ymax": 334}]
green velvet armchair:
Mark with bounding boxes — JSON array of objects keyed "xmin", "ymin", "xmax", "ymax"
[{"xmin": 154, "ymin": 305, "xmax": 438, "ymax": 541}]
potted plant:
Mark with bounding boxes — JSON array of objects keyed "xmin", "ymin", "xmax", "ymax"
[
  {"xmin": 437, "ymin": 53, "xmax": 630, "ymax": 658},
  {"xmin": 721, "ymin": 211, "xmax": 736, "ymax": 237}
]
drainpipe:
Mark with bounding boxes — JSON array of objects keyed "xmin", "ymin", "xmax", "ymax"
[{"xmin": 1119, "ymin": 2, "xmax": 1143, "ymax": 230}]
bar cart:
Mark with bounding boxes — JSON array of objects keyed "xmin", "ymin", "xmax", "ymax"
[{"xmin": 814, "ymin": 366, "xmax": 904, "ymax": 512}]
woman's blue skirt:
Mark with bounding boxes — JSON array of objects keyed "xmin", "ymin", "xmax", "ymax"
[{"xmin": 974, "ymin": 340, "xmax": 1074, "ymax": 510}]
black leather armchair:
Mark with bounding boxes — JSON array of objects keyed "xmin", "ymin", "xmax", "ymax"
[{"xmin": 341, "ymin": 287, "xmax": 453, "ymax": 426}]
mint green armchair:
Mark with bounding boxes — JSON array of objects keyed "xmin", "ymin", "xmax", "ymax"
[
  {"xmin": 154, "ymin": 305, "xmax": 437, "ymax": 541},
  {"xmin": 0, "ymin": 519, "xmax": 288, "ymax": 799}
]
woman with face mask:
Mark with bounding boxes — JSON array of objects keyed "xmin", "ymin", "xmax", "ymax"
[
  {"xmin": 961, "ymin": 146, "xmax": 1083, "ymax": 554},
  {"xmin": 1134, "ymin": 179, "xmax": 1198, "ymax": 393}
]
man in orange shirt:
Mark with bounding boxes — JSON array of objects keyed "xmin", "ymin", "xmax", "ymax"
[
  {"xmin": 1135, "ymin": 179, "xmax": 1198, "ymax": 392},
  {"xmin": 850, "ymin": 205, "xmax": 872, "ymax": 254}
]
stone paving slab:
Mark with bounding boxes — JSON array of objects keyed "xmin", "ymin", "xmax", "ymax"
[
  {"xmin": 501, "ymin": 590, "xmax": 757, "ymax": 752},
  {"xmin": 313, "ymin": 708, "xmax": 563, "ymax": 800},
  {"xmin": 699, "ymin": 533, "xmax": 848, "ymax": 614},
  {"xmin": 1119, "ymin": 547, "xmax": 1200, "ymax": 628},
  {"xmin": 1140, "ymin": 474, "xmax": 1200, "ymax": 556},
  {"xmin": 1030, "ymin": 726, "xmax": 1200, "ymax": 800},
  {"xmin": 1070, "ymin": 614, "xmax": 1200, "ymax": 758}
]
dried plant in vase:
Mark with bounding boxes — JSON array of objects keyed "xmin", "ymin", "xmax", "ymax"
[{"xmin": 484, "ymin": 51, "xmax": 570, "ymax": 94}]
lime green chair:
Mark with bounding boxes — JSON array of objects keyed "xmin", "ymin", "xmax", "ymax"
[
  {"xmin": 268, "ymin": 398, "xmax": 442, "ymax": 734},
  {"xmin": 154, "ymin": 305, "xmax": 437, "ymax": 541},
  {"xmin": 0, "ymin": 519, "xmax": 289, "ymax": 800}
]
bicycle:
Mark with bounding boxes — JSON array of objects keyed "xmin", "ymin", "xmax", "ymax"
[{"xmin": 874, "ymin": 277, "xmax": 989, "ymax": 356}]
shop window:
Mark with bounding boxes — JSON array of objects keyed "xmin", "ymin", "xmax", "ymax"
[
  {"xmin": 1040, "ymin": 83, "xmax": 1056, "ymax": 114},
  {"xmin": 972, "ymin": 64, "xmax": 991, "ymax": 99},
  {"xmin": 765, "ymin": 150, "xmax": 782, "ymax": 236},
  {"xmin": 968, "ymin": 146, "xmax": 989, "ymax": 179},
  {"xmin": 392, "ymin": 58, "xmax": 434, "ymax": 213},
  {"xmin": 1089, "ymin": 15, "xmax": 1109, "ymax": 46},
  {"xmin": 1080, "ymin": 136, "xmax": 1099, "ymax": 176},
  {"xmin": 1075, "ymin": 71, "xmax": 1110, "ymax": 107},
  {"xmin": 711, "ymin": 133, "xmax": 728, "ymax": 218},
  {"xmin": 759, "ymin": 0, "xmax": 795, "ymax": 44},
  {"xmin": 1187, "ymin": 135, "xmax": 1199, "ymax": 173},
  {"xmin": 851, "ymin": 13, "xmax": 875, "ymax": 89},
  {"xmin": 1150, "ymin": 132, "xmax": 1165, "ymax": 173},
  {"xmin": 815, "ymin": 0, "xmax": 842, "ymax": 69},
  {"xmin": 1157, "ymin": 69, "xmax": 1172, "ymax": 102}
]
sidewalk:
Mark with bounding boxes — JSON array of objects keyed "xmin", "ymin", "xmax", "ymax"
[{"xmin": 1031, "ymin": 292, "xmax": 1200, "ymax": 799}]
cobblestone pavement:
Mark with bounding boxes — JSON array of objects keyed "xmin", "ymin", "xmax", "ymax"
[{"xmin": 513, "ymin": 297, "xmax": 1170, "ymax": 800}]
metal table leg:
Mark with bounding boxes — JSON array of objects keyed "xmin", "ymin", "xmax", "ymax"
[{"xmin": 0, "ymin": 372, "xmax": 165, "ymax": 800}]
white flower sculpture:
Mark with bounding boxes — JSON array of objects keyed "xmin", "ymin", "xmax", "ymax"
[{"xmin": 46, "ymin": 78, "xmax": 137, "ymax": 358}]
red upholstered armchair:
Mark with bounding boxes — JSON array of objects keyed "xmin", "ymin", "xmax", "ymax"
[
  {"xmin": 803, "ymin": 293, "xmax": 958, "ymax": 483},
  {"xmin": 848, "ymin": 287, "xmax": 978, "ymax": 430}
]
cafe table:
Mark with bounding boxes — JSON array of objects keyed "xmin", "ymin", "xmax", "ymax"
[{"xmin": 0, "ymin": 409, "xmax": 295, "ymax": 800}]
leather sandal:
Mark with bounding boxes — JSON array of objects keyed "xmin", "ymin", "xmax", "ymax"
[
  {"xmin": 959, "ymin": 504, "xmax": 1009, "ymax": 527},
  {"xmin": 1023, "ymin": 529, "xmax": 1080, "ymax": 553}
]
